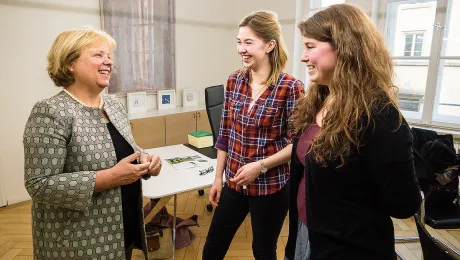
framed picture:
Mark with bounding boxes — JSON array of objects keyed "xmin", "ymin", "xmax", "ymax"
[
  {"xmin": 127, "ymin": 92, "xmax": 147, "ymax": 114},
  {"xmin": 183, "ymin": 88, "xmax": 198, "ymax": 107},
  {"xmin": 157, "ymin": 90, "xmax": 176, "ymax": 110}
]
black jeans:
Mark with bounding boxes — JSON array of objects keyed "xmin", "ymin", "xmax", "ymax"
[{"xmin": 203, "ymin": 183, "xmax": 289, "ymax": 260}]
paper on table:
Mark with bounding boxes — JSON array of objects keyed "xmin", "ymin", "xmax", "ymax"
[{"xmin": 165, "ymin": 155, "xmax": 211, "ymax": 170}]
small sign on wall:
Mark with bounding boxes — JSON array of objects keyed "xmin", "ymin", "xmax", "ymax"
[
  {"xmin": 127, "ymin": 92, "xmax": 147, "ymax": 114},
  {"xmin": 183, "ymin": 88, "xmax": 198, "ymax": 107},
  {"xmin": 157, "ymin": 90, "xmax": 176, "ymax": 109}
]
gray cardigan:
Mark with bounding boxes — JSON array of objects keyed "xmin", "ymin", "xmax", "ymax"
[{"xmin": 23, "ymin": 91, "xmax": 148, "ymax": 260}]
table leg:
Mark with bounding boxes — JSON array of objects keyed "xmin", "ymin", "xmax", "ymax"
[{"xmin": 173, "ymin": 194, "xmax": 177, "ymax": 259}]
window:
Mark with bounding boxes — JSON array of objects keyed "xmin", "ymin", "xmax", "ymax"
[
  {"xmin": 101, "ymin": 0, "xmax": 175, "ymax": 95},
  {"xmin": 384, "ymin": 0, "xmax": 460, "ymax": 130},
  {"xmin": 404, "ymin": 33, "xmax": 424, "ymax": 56}
]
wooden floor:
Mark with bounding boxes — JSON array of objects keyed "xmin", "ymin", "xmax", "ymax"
[{"xmin": 1, "ymin": 188, "xmax": 460, "ymax": 260}]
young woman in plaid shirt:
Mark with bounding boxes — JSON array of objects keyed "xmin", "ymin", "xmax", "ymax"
[{"xmin": 202, "ymin": 10, "xmax": 304, "ymax": 260}]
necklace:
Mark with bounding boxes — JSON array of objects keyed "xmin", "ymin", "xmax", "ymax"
[
  {"xmin": 63, "ymin": 89, "xmax": 104, "ymax": 110},
  {"xmin": 251, "ymin": 85, "xmax": 266, "ymax": 91},
  {"xmin": 250, "ymin": 85, "xmax": 267, "ymax": 101}
]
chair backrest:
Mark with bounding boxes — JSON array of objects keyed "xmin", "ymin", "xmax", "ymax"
[
  {"xmin": 415, "ymin": 213, "xmax": 460, "ymax": 260},
  {"xmin": 205, "ymin": 84, "xmax": 224, "ymax": 144}
]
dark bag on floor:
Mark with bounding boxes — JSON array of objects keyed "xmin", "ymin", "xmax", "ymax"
[{"xmin": 143, "ymin": 197, "xmax": 173, "ymax": 259}]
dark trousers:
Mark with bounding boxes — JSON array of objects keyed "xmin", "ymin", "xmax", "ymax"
[{"xmin": 203, "ymin": 184, "xmax": 289, "ymax": 260}]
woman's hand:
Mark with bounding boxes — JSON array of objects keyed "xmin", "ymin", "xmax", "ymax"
[
  {"xmin": 230, "ymin": 161, "xmax": 262, "ymax": 186},
  {"xmin": 110, "ymin": 151, "xmax": 150, "ymax": 186},
  {"xmin": 139, "ymin": 153, "xmax": 162, "ymax": 176},
  {"xmin": 209, "ymin": 178, "xmax": 223, "ymax": 207}
]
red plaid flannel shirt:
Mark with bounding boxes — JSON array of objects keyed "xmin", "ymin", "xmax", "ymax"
[{"xmin": 215, "ymin": 70, "xmax": 304, "ymax": 196}]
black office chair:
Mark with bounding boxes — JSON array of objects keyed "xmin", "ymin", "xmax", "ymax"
[
  {"xmin": 204, "ymin": 84, "xmax": 224, "ymax": 145},
  {"xmin": 415, "ymin": 192, "xmax": 460, "ymax": 260},
  {"xmin": 195, "ymin": 84, "xmax": 224, "ymax": 212}
]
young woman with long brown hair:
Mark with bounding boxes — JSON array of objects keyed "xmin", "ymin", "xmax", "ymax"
[{"xmin": 285, "ymin": 4, "xmax": 421, "ymax": 260}]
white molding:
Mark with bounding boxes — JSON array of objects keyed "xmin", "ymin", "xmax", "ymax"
[
  {"xmin": 0, "ymin": 185, "xmax": 6, "ymax": 207},
  {"xmin": 6, "ymin": 196, "xmax": 31, "ymax": 206}
]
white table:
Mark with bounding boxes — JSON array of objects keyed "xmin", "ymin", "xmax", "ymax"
[{"xmin": 142, "ymin": 144, "xmax": 217, "ymax": 259}]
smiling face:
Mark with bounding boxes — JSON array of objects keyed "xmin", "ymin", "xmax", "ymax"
[
  {"xmin": 301, "ymin": 36, "xmax": 336, "ymax": 86},
  {"xmin": 237, "ymin": 26, "xmax": 273, "ymax": 71},
  {"xmin": 69, "ymin": 41, "xmax": 113, "ymax": 91}
]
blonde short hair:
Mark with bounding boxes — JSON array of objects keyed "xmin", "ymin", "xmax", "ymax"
[{"xmin": 47, "ymin": 28, "xmax": 117, "ymax": 87}]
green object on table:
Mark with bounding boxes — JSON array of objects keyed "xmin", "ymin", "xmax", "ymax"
[{"xmin": 188, "ymin": 131, "xmax": 212, "ymax": 138}]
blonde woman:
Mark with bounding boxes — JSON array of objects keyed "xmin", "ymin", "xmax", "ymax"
[
  {"xmin": 23, "ymin": 28, "xmax": 162, "ymax": 259},
  {"xmin": 203, "ymin": 11, "xmax": 304, "ymax": 260},
  {"xmin": 286, "ymin": 4, "xmax": 421, "ymax": 260}
]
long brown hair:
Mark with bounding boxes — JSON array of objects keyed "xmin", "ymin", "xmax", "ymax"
[
  {"xmin": 292, "ymin": 4, "xmax": 400, "ymax": 166},
  {"xmin": 239, "ymin": 10, "xmax": 288, "ymax": 86}
]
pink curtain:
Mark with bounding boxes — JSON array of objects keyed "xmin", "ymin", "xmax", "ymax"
[{"xmin": 102, "ymin": 0, "xmax": 175, "ymax": 94}]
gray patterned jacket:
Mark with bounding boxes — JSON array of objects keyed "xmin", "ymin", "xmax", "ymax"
[{"xmin": 23, "ymin": 91, "xmax": 148, "ymax": 260}]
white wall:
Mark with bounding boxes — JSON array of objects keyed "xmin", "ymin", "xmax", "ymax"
[
  {"xmin": 0, "ymin": 0, "xmax": 297, "ymax": 205},
  {"xmin": 161, "ymin": 0, "xmax": 298, "ymax": 107},
  {"xmin": 0, "ymin": 0, "xmax": 102, "ymax": 205},
  {"xmin": 175, "ymin": 0, "xmax": 238, "ymax": 107}
]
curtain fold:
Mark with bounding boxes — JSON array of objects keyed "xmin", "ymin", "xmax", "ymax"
[{"xmin": 102, "ymin": 0, "xmax": 175, "ymax": 94}]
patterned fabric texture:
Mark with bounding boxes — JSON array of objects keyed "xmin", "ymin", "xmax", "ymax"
[
  {"xmin": 23, "ymin": 91, "xmax": 148, "ymax": 260},
  {"xmin": 215, "ymin": 70, "xmax": 304, "ymax": 196}
]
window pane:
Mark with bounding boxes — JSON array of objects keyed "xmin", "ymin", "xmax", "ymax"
[
  {"xmin": 443, "ymin": 0, "xmax": 460, "ymax": 56},
  {"xmin": 432, "ymin": 59, "xmax": 460, "ymax": 124},
  {"xmin": 404, "ymin": 35, "xmax": 413, "ymax": 52},
  {"xmin": 394, "ymin": 59, "xmax": 429, "ymax": 119},
  {"xmin": 385, "ymin": 1, "xmax": 437, "ymax": 57},
  {"xmin": 414, "ymin": 41, "xmax": 423, "ymax": 52}
]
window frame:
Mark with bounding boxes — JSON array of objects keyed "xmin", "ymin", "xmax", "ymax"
[
  {"xmin": 403, "ymin": 32, "xmax": 424, "ymax": 56},
  {"xmin": 382, "ymin": 0, "xmax": 460, "ymax": 132}
]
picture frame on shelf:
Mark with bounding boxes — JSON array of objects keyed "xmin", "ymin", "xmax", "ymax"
[
  {"xmin": 157, "ymin": 90, "xmax": 176, "ymax": 110},
  {"xmin": 127, "ymin": 92, "xmax": 147, "ymax": 114},
  {"xmin": 183, "ymin": 88, "xmax": 198, "ymax": 107}
]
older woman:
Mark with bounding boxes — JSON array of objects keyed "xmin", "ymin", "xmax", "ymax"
[{"xmin": 23, "ymin": 28, "xmax": 161, "ymax": 259}]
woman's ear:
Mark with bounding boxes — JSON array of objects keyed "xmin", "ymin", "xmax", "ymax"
[
  {"xmin": 68, "ymin": 64, "xmax": 74, "ymax": 72},
  {"xmin": 266, "ymin": 40, "xmax": 276, "ymax": 54}
]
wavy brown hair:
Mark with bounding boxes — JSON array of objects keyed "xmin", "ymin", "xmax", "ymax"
[
  {"xmin": 291, "ymin": 4, "xmax": 401, "ymax": 166},
  {"xmin": 239, "ymin": 10, "xmax": 288, "ymax": 87}
]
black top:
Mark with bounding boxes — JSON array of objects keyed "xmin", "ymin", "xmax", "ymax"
[
  {"xmin": 106, "ymin": 122, "xmax": 143, "ymax": 251},
  {"xmin": 285, "ymin": 105, "xmax": 421, "ymax": 260}
]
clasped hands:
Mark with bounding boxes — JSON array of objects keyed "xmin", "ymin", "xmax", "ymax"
[
  {"xmin": 230, "ymin": 161, "xmax": 263, "ymax": 186},
  {"xmin": 210, "ymin": 162, "xmax": 263, "ymax": 206},
  {"xmin": 112, "ymin": 151, "xmax": 162, "ymax": 185}
]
